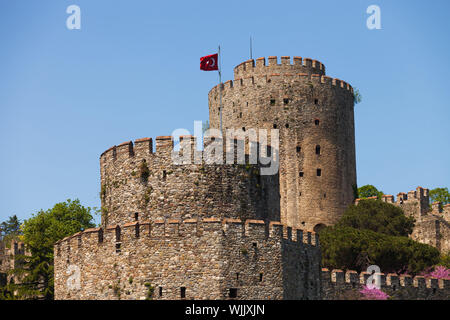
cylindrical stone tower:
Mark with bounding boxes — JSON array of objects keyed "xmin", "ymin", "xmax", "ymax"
[
  {"xmin": 208, "ymin": 56, "xmax": 357, "ymax": 231},
  {"xmin": 99, "ymin": 136, "xmax": 280, "ymax": 228}
]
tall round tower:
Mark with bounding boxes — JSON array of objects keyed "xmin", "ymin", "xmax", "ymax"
[{"xmin": 208, "ymin": 56, "xmax": 357, "ymax": 231}]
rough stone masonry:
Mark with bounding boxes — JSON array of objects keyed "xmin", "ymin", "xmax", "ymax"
[{"xmin": 54, "ymin": 56, "xmax": 449, "ymax": 300}]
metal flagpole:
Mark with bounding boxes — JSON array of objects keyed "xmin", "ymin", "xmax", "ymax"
[
  {"xmin": 218, "ymin": 45, "xmax": 223, "ymax": 132},
  {"xmin": 250, "ymin": 36, "xmax": 253, "ymax": 60}
]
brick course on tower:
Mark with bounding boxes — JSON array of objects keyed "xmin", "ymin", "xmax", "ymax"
[{"xmin": 208, "ymin": 56, "xmax": 357, "ymax": 231}]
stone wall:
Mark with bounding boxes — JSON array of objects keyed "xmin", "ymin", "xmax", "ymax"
[
  {"xmin": 412, "ymin": 207, "xmax": 450, "ymax": 253},
  {"xmin": 373, "ymin": 186, "xmax": 450, "ymax": 253},
  {"xmin": 0, "ymin": 240, "xmax": 27, "ymax": 286},
  {"xmin": 100, "ymin": 136, "xmax": 280, "ymax": 227},
  {"xmin": 322, "ymin": 269, "xmax": 450, "ymax": 300},
  {"xmin": 209, "ymin": 56, "xmax": 356, "ymax": 232},
  {"xmin": 54, "ymin": 219, "xmax": 321, "ymax": 300}
]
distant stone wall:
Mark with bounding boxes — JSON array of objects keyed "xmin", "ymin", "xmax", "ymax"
[
  {"xmin": 322, "ymin": 269, "xmax": 450, "ymax": 300},
  {"xmin": 54, "ymin": 219, "xmax": 321, "ymax": 300},
  {"xmin": 0, "ymin": 240, "xmax": 27, "ymax": 286},
  {"xmin": 100, "ymin": 136, "xmax": 280, "ymax": 227},
  {"xmin": 379, "ymin": 186, "xmax": 431, "ymax": 219},
  {"xmin": 412, "ymin": 208, "xmax": 450, "ymax": 253},
  {"xmin": 371, "ymin": 186, "xmax": 450, "ymax": 253}
]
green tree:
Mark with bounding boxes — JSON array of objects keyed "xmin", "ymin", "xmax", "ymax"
[
  {"xmin": 0, "ymin": 215, "xmax": 22, "ymax": 244},
  {"xmin": 357, "ymin": 185, "xmax": 384, "ymax": 199},
  {"xmin": 320, "ymin": 226, "xmax": 440, "ymax": 274},
  {"xmin": 429, "ymin": 187, "xmax": 450, "ymax": 206},
  {"xmin": 1, "ymin": 215, "xmax": 21, "ymax": 235},
  {"xmin": 338, "ymin": 200, "xmax": 415, "ymax": 237},
  {"xmin": 7, "ymin": 199, "xmax": 95, "ymax": 300},
  {"xmin": 319, "ymin": 199, "xmax": 439, "ymax": 274}
]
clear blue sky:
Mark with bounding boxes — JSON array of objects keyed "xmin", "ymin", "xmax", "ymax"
[{"xmin": 1, "ymin": 0, "xmax": 449, "ymax": 224}]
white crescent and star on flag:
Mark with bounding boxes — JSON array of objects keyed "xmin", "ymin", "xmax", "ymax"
[
  {"xmin": 207, "ymin": 56, "xmax": 216, "ymax": 67},
  {"xmin": 200, "ymin": 53, "xmax": 219, "ymax": 71}
]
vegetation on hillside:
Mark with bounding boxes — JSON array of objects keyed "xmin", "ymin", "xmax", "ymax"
[
  {"xmin": 319, "ymin": 199, "xmax": 440, "ymax": 275},
  {"xmin": 0, "ymin": 199, "xmax": 96, "ymax": 300}
]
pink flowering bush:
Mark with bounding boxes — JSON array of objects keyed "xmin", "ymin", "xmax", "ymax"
[
  {"xmin": 359, "ymin": 285, "xmax": 390, "ymax": 300},
  {"xmin": 421, "ymin": 266, "xmax": 450, "ymax": 280}
]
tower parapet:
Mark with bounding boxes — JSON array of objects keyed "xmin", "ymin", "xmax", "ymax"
[
  {"xmin": 394, "ymin": 187, "xmax": 430, "ymax": 218},
  {"xmin": 100, "ymin": 136, "xmax": 280, "ymax": 227},
  {"xmin": 234, "ymin": 56, "xmax": 326, "ymax": 80}
]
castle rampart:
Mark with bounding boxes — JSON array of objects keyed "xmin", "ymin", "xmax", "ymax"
[
  {"xmin": 209, "ymin": 56, "xmax": 356, "ymax": 232},
  {"xmin": 54, "ymin": 219, "xmax": 321, "ymax": 300},
  {"xmin": 0, "ymin": 240, "xmax": 28, "ymax": 286},
  {"xmin": 321, "ymin": 268, "xmax": 450, "ymax": 300},
  {"xmin": 100, "ymin": 136, "xmax": 280, "ymax": 227}
]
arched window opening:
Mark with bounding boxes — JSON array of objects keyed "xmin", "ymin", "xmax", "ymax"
[{"xmin": 313, "ymin": 224, "xmax": 326, "ymax": 233}]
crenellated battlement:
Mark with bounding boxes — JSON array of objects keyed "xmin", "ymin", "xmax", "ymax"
[
  {"xmin": 55, "ymin": 219, "xmax": 319, "ymax": 249},
  {"xmin": 322, "ymin": 268, "xmax": 449, "ymax": 289},
  {"xmin": 233, "ymin": 56, "xmax": 326, "ymax": 80},
  {"xmin": 355, "ymin": 187, "xmax": 430, "ymax": 208},
  {"xmin": 100, "ymin": 135, "xmax": 276, "ymax": 166},
  {"xmin": 101, "ymin": 137, "xmax": 156, "ymax": 163},
  {"xmin": 387, "ymin": 187, "xmax": 430, "ymax": 217},
  {"xmin": 395, "ymin": 186, "xmax": 429, "ymax": 203},
  {"xmin": 209, "ymin": 72, "xmax": 353, "ymax": 100},
  {"xmin": 321, "ymin": 268, "xmax": 450, "ymax": 299},
  {"xmin": 355, "ymin": 186, "xmax": 431, "ymax": 218}
]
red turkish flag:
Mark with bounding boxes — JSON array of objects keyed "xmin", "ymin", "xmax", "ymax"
[{"xmin": 200, "ymin": 53, "xmax": 219, "ymax": 71}]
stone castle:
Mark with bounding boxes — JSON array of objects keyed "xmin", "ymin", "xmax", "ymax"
[
  {"xmin": 368, "ymin": 187, "xmax": 450, "ymax": 253},
  {"xmin": 0, "ymin": 240, "xmax": 27, "ymax": 287},
  {"xmin": 52, "ymin": 56, "xmax": 450, "ymax": 300}
]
